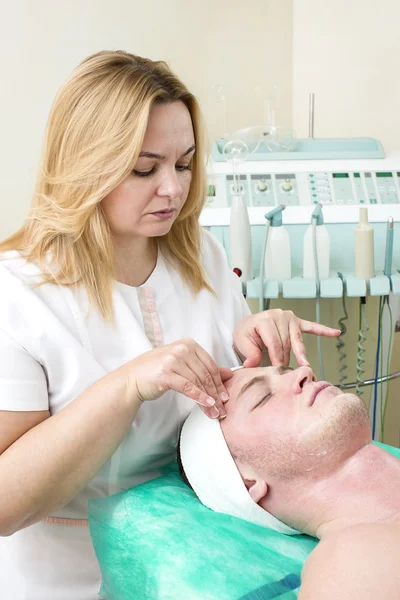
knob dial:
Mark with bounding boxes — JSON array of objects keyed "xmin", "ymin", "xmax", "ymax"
[
  {"xmin": 257, "ymin": 180, "xmax": 268, "ymax": 192},
  {"xmin": 282, "ymin": 179, "xmax": 293, "ymax": 192}
]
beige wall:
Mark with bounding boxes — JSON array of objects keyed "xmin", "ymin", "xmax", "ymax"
[
  {"xmin": 292, "ymin": 0, "xmax": 400, "ymax": 150},
  {"xmin": 202, "ymin": 0, "xmax": 293, "ymax": 139},
  {"xmin": 0, "ymin": 0, "xmax": 293, "ymax": 239}
]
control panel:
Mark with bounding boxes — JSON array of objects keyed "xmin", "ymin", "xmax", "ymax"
[
  {"xmin": 206, "ymin": 170, "xmax": 400, "ymax": 208},
  {"xmin": 201, "ymin": 154, "xmax": 400, "ymax": 225}
]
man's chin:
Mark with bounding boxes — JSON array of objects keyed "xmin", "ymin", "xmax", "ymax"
[
  {"xmin": 332, "ymin": 392, "xmax": 372, "ymax": 443},
  {"xmin": 338, "ymin": 391, "xmax": 370, "ymax": 412},
  {"xmin": 296, "ymin": 394, "xmax": 372, "ymax": 472}
]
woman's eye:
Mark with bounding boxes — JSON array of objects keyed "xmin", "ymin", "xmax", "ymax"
[
  {"xmin": 132, "ymin": 164, "xmax": 191, "ymax": 177},
  {"xmin": 132, "ymin": 168, "xmax": 155, "ymax": 178}
]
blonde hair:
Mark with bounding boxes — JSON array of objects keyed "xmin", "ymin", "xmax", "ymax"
[{"xmin": 0, "ymin": 50, "xmax": 211, "ymax": 319}]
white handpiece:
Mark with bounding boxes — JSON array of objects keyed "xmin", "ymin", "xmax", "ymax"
[
  {"xmin": 355, "ymin": 207, "xmax": 375, "ymax": 280},
  {"xmin": 230, "ymin": 195, "xmax": 253, "ymax": 281},
  {"xmin": 265, "ymin": 225, "xmax": 291, "ymax": 281}
]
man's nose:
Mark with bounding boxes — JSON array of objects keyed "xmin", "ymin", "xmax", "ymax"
[{"xmin": 290, "ymin": 366, "xmax": 316, "ymax": 394}]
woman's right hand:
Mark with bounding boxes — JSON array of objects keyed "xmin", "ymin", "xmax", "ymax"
[{"xmin": 125, "ymin": 338, "xmax": 232, "ymax": 419}]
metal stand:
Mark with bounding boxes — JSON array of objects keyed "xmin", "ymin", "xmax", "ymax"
[{"xmin": 337, "ymin": 370, "xmax": 400, "ymax": 390}]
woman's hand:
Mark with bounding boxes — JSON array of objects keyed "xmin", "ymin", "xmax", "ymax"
[
  {"xmin": 125, "ymin": 338, "xmax": 233, "ymax": 419},
  {"xmin": 233, "ymin": 310, "xmax": 341, "ymax": 368}
]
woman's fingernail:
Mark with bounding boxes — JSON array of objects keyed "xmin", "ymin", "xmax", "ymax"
[
  {"xmin": 206, "ymin": 397, "xmax": 216, "ymax": 407},
  {"xmin": 209, "ymin": 406, "xmax": 220, "ymax": 419},
  {"xmin": 220, "ymin": 392, "xmax": 229, "ymax": 402},
  {"xmin": 218, "ymin": 413, "xmax": 227, "ymax": 420}
]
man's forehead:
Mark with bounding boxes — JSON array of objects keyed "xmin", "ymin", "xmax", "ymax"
[
  {"xmin": 232, "ymin": 365, "xmax": 287, "ymax": 379},
  {"xmin": 227, "ymin": 366, "xmax": 277, "ymax": 390},
  {"xmin": 226, "ymin": 365, "xmax": 295, "ymax": 393}
]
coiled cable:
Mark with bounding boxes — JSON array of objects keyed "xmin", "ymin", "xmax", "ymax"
[
  {"xmin": 336, "ymin": 272, "xmax": 349, "ymax": 386},
  {"xmin": 356, "ymin": 297, "xmax": 369, "ymax": 398}
]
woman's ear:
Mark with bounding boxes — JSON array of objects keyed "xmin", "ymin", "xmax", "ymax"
[{"xmin": 243, "ymin": 478, "xmax": 268, "ymax": 503}]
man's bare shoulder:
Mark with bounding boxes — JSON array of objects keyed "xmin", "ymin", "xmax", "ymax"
[{"xmin": 299, "ymin": 523, "xmax": 400, "ymax": 600}]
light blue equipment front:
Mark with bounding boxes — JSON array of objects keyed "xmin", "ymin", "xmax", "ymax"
[
  {"xmin": 203, "ymin": 135, "xmax": 400, "ymax": 299},
  {"xmin": 89, "ymin": 443, "xmax": 400, "ymax": 600},
  {"xmin": 212, "ymin": 135, "xmax": 385, "ymax": 162}
]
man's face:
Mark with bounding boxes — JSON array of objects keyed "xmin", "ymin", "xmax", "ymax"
[{"xmin": 221, "ymin": 366, "xmax": 371, "ymax": 483}]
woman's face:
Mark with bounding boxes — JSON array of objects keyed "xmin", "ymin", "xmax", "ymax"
[{"xmin": 101, "ymin": 101, "xmax": 195, "ymax": 241}]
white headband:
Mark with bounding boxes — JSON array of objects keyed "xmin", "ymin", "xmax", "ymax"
[{"xmin": 179, "ymin": 402, "xmax": 298, "ymax": 535}]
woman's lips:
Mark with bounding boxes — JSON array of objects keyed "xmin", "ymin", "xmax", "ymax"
[{"xmin": 151, "ymin": 209, "xmax": 175, "ymax": 219}]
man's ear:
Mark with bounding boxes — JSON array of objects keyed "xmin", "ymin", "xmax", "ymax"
[
  {"xmin": 243, "ymin": 478, "xmax": 268, "ymax": 503},
  {"xmin": 234, "ymin": 459, "xmax": 269, "ymax": 503}
]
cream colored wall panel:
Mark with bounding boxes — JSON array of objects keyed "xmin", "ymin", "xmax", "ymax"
[
  {"xmin": 292, "ymin": 0, "xmax": 400, "ymax": 150},
  {"xmin": 0, "ymin": 0, "xmax": 293, "ymax": 239}
]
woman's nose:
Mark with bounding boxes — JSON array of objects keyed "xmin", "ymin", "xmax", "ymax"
[
  {"xmin": 291, "ymin": 366, "xmax": 316, "ymax": 394},
  {"xmin": 157, "ymin": 170, "xmax": 183, "ymax": 198}
]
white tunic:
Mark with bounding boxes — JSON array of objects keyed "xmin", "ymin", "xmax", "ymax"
[{"xmin": 0, "ymin": 230, "xmax": 250, "ymax": 600}]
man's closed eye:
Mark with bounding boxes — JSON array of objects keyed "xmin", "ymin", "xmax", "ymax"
[{"xmin": 254, "ymin": 394, "xmax": 272, "ymax": 409}]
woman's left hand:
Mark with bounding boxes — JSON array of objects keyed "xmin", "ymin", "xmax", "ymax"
[{"xmin": 233, "ymin": 309, "xmax": 341, "ymax": 368}]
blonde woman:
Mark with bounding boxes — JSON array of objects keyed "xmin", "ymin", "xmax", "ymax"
[{"xmin": 0, "ymin": 51, "xmax": 339, "ymax": 599}]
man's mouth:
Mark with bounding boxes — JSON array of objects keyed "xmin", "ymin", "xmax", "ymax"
[{"xmin": 308, "ymin": 382, "xmax": 333, "ymax": 406}]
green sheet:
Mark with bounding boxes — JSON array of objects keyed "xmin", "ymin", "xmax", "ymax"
[{"xmin": 89, "ymin": 442, "xmax": 400, "ymax": 599}]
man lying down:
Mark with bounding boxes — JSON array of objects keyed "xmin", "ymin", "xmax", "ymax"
[{"xmin": 179, "ymin": 365, "xmax": 400, "ymax": 599}]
